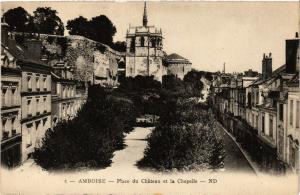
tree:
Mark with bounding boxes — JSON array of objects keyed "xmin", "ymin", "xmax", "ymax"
[
  {"xmin": 3, "ymin": 7, "xmax": 33, "ymax": 32},
  {"xmin": 89, "ymin": 15, "xmax": 116, "ymax": 45},
  {"xmin": 33, "ymin": 7, "xmax": 64, "ymax": 35},
  {"xmin": 183, "ymin": 70, "xmax": 204, "ymax": 97},
  {"xmin": 33, "ymin": 85, "xmax": 137, "ymax": 170},
  {"xmin": 112, "ymin": 41, "xmax": 126, "ymax": 52},
  {"xmin": 66, "ymin": 15, "xmax": 116, "ymax": 46},
  {"xmin": 66, "ymin": 16, "xmax": 89, "ymax": 37}
]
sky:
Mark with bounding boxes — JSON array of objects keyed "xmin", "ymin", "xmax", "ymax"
[{"xmin": 2, "ymin": 1, "xmax": 299, "ymax": 73}]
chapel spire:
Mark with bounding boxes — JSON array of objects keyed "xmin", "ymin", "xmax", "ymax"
[{"xmin": 143, "ymin": 2, "xmax": 148, "ymax": 27}]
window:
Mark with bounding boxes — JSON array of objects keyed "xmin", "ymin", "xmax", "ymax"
[
  {"xmin": 35, "ymin": 120, "xmax": 41, "ymax": 131},
  {"xmin": 36, "ymin": 75, "xmax": 40, "ymax": 91},
  {"xmin": 269, "ymin": 116, "xmax": 273, "ymax": 138},
  {"xmin": 256, "ymin": 115, "xmax": 259, "ymax": 129},
  {"xmin": 2, "ymin": 88, "xmax": 7, "ymax": 106},
  {"xmin": 43, "ymin": 118, "xmax": 47, "ymax": 126},
  {"xmin": 2, "ymin": 118, "xmax": 7, "ymax": 131},
  {"xmin": 62, "ymin": 105, "xmax": 65, "ymax": 118},
  {"xmin": 11, "ymin": 88, "xmax": 16, "ymax": 105},
  {"xmin": 247, "ymin": 93, "xmax": 251, "ymax": 107},
  {"xmin": 43, "ymin": 96, "xmax": 47, "ymax": 112},
  {"xmin": 27, "ymin": 99, "xmax": 32, "ymax": 117},
  {"xmin": 36, "ymin": 98, "xmax": 40, "ymax": 115},
  {"xmin": 290, "ymin": 100, "xmax": 294, "ymax": 126},
  {"xmin": 256, "ymin": 92, "xmax": 259, "ymax": 104},
  {"xmin": 296, "ymin": 101, "xmax": 299, "ymax": 128},
  {"xmin": 151, "ymin": 37, "xmax": 156, "ymax": 48},
  {"xmin": 27, "ymin": 75, "xmax": 32, "ymax": 91},
  {"xmin": 140, "ymin": 36, "xmax": 145, "ymax": 47},
  {"xmin": 11, "ymin": 117, "xmax": 16, "ymax": 135},
  {"xmin": 262, "ymin": 115, "xmax": 265, "ymax": 134},
  {"xmin": 43, "ymin": 76, "xmax": 47, "ymax": 90},
  {"xmin": 130, "ymin": 38, "xmax": 135, "ymax": 52},
  {"xmin": 279, "ymin": 104, "xmax": 284, "ymax": 121},
  {"xmin": 26, "ymin": 123, "xmax": 33, "ymax": 147}
]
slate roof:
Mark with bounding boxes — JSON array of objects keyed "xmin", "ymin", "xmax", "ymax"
[
  {"xmin": 2, "ymin": 38, "xmax": 49, "ymax": 68},
  {"xmin": 250, "ymin": 64, "xmax": 286, "ymax": 87},
  {"xmin": 163, "ymin": 53, "xmax": 191, "ymax": 64}
]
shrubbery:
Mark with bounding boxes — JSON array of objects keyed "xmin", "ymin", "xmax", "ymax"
[
  {"xmin": 138, "ymin": 99, "xmax": 225, "ymax": 171},
  {"xmin": 33, "ymin": 85, "xmax": 137, "ymax": 170}
]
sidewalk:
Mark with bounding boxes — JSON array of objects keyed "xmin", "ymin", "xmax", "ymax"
[{"xmin": 217, "ymin": 122, "xmax": 263, "ymax": 177}]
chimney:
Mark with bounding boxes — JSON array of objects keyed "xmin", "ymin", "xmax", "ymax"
[
  {"xmin": 262, "ymin": 52, "xmax": 272, "ymax": 79},
  {"xmin": 24, "ymin": 39, "xmax": 42, "ymax": 60},
  {"xmin": 1, "ymin": 17, "xmax": 9, "ymax": 46},
  {"xmin": 285, "ymin": 35, "xmax": 300, "ymax": 73}
]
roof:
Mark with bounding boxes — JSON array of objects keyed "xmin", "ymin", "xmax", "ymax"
[
  {"xmin": 1, "ymin": 38, "xmax": 49, "ymax": 68},
  {"xmin": 287, "ymin": 73, "xmax": 299, "ymax": 87},
  {"xmin": 163, "ymin": 53, "xmax": 191, "ymax": 64},
  {"xmin": 250, "ymin": 64, "xmax": 286, "ymax": 87}
]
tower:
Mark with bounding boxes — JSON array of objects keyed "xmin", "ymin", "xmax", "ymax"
[
  {"xmin": 143, "ymin": 2, "xmax": 148, "ymax": 27},
  {"xmin": 125, "ymin": 2, "xmax": 164, "ymax": 81}
]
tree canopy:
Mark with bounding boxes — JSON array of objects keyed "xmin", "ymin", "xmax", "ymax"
[
  {"xmin": 67, "ymin": 15, "xmax": 116, "ymax": 46},
  {"xmin": 65, "ymin": 16, "xmax": 89, "ymax": 37},
  {"xmin": 111, "ymin": 41, "xmax": 126, "ymax": 52},
  {"xmin": 33, "ymin": 7, "xmax": 64, "ymax": 35},
  {"xmin": 3, "ymin": 7, "xmax": 33, "ymax": 32},
  {"xmin": 3, "ymin": 6, "xmax": 64, "ymax": 35}
]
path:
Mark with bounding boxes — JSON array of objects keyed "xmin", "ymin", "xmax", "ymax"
[{"xmin": 215, "ymin": 124, "xmax": 256, "ymax": 174}]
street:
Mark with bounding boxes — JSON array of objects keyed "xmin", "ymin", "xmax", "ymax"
[
  {"xmin": 4, "ymin": 126, "xmax": 297, "ymax": 195},
  {"xmin": 101, "ymin": 125, "xmax": 255, "ymax": 175}
]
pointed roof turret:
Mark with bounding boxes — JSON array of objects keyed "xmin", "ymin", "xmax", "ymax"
[{"xmin": 143, "ymin": 2, "xmax": 148, "ymax": 27}]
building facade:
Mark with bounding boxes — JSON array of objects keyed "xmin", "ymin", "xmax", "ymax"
[
  {"xmin": 210, "ymin": 33, "xmax": 299, "ymax": 174},
  {"xmin": 20, "ymin": 44, "xmax": 52, "ymax": 162},
  {"xmin": 125, "ymin": 3, "xmax": 164, "ymax": 81},
  {"xmin": 1, "ymin": 21, "xmax": 22, "ymax": 168},
  {"xmin": 162, "ymin": 53, "xmax": 192, "ymax": 80},
  {"xmin": 51, "ymin": 60, "xmax": 77, "ymax": 125}
]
